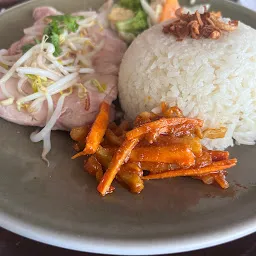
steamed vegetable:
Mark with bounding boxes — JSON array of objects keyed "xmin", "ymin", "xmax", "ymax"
[
  {"xmin": 108, "ymin": 7, "xmax": 134, "ymax": 23},
  {"xmin": 47, "ymin": 15, "xmax": 83, "ymax": 33},
  {"xmin": 116, "ymin": 10, "xmax": 148, "ymax": 34},
  {"xmin": 119, "ymin": 0, "xmax": 142, "ymax": 11},
  {"xmin": 108, "ymin": 0, "xmax": 148, "ymax": 42},
  {"xmin": 107, "ymin": 0, "xmax": 184, "ymax": 42}
]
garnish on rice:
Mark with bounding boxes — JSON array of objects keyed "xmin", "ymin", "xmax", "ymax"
[{"xmin": 163, "ymin": 7, "xmax": 238, "ymax": 41}]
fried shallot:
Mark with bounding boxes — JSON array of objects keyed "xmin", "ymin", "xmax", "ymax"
[{"xmin": 163, "ymin": 7, "xmax": 238, "ymax": 41}]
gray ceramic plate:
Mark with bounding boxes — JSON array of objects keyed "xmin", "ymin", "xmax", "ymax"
[{"xmin": 0, "ymin": 0, "xmax": 256, "ymax": 255}]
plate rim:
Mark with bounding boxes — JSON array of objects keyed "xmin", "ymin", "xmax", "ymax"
[
  {"xmin": 1, "ymin": 0, "xmax": 256, "ymax": 254},
  {"xmin": 1, "ymin": 209, "xmax": 256, "ymax": 255}
]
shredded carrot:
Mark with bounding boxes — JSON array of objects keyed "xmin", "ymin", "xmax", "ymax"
[
  {"xmin": 126, "ymin": 117, "xmax": 203, "ymax": 140},
  {"xmin": 105, "ymin": 128, "xmax": 124, "ymax": 146},
  {"xmin": 120, "ymin": 163, "xmax": 143, "ymax": 176},
  {"xmin": 163, "ymin": 106, "xmax": 183, "ymax": 118},
  {"xmin": 142, "ymin": 159, "xmax": 237, "ymax": 180},
  {"xmin": 95, "ymin": 146, "xmax": 113, "ymax": 169},
  {"xmin": 84, "ymin": 156, "xmax": 103, "ymax": 177},
  {"xmin": 116, "ymin": 120, "xmax": 130, "ymax": 135},
  {"xmin": 72, "ymin": 101, "xmax": 237, "ymax": 196},
  {"xmin": 116, "ymin": 170, "xmax": 144, "ymax": 194},
  {"xmin": 214, "ymin": 172, "xmax": 229, "ymax": 189},
  {"xmin": 84, "ymin": 156, "xmax": 115, "ymax": 193},
  {"xmin": 97, "ymin": 138, "xmax": 140, "ymax": 196},
  {"xmin": 160, "ymin": 0, "xmax": 180, "ymax": 22},
  {"xmin": 139, "ymin": 162, "xmax": 173, "ymax": 173},
  {"xmin": 196, "ymin": 174, "xmax": 215, "ymax": 185},
  {"xmin": 208, "ymin": 150, "xmax": 229, "ymax": 161},
  {"xmin": 161, "ymin": 103, "xmax": 183, "ymax": 118},
  {"xmin": 194, "ymin": 126, "xmax": 203, "ymax": 139},
  {"xmin": 195, "ymin": 151, "xmax": 212, "ymax": 168},
  {"xmin": 161, "ymin": 102, "xmax": 168, "ymax": 113},
  {"xmin": 155, "ymin": 135, "xmax": 202, "ymax": 157},
  {"xmin": 203, "ymin": 127, "xmax": 227, "ymax": 139},
  {"xmin": 129, "ymin": 145, "xmax": 195, "ymax": 167},
  {"xmin": 72, "ymin": 101, "xmax": 110, "ymax": 159},
  {"xmin": 70, "ymin": 125, "xmax": 90, "ymax": 142}
]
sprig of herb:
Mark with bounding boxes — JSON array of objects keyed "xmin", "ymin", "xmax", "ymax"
[
  {"xmin": 48, "ymin": 15, "xmax": 84, "ymax": 32},
  {"xmin": 22, "ymin": 14, "xmax": 83, "ymax": 56}
]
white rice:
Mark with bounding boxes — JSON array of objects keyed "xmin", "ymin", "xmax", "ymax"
[{"xmin": 118, "ymin": 20, "xmax": 256, "ymax": 149}]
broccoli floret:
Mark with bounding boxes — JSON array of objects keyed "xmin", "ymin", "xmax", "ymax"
[
  {"xmin": 116, "ymin": 10, "xmax": 148, "ymax": 35},
  {"xmin": 119, "ymin": 0, "xmax": 142, "ymax": 11}
]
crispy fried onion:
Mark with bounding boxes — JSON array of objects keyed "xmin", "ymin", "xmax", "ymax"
[{"xmin": 163, "ymin": 7, "xmax": 238, "ymax": 41}]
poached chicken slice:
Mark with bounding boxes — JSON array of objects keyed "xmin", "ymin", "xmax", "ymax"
[{"xmin": 0, "ymin": 6, "xmax": 126, "ymax": 131}]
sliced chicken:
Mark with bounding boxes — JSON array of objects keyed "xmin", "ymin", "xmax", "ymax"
[{"xmin": 0, "ymin": 6, "xmax": 126, "ymax": 130}]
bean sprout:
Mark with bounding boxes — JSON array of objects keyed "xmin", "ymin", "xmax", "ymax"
[
  {"xmin": 79, "ymin": 68, "xmax": 95, "ymax": 73},
  {"xmin": 17, "ymin": 77, "xmax": 28, "ymax": 95},
  {"xmin": 28, "ymin": 96, "xmax": 45, "ymax": 113},
  {"xmin": 30, "ymin": 93, "xmax": 66, "ymax": 142},
  {"xmin": 1, "ymin": 97, "xmax": 14, "ymax": 106},
  {"xmin": 140, "ymin": 0, "xmax": 158, "ymax": 25},
  {"xmin": 0, "ymin": 43, "xmax": 54, "ymax": 84},
  {"xmin": 47, "ymin": 59, "xmax": 69, "ymax": 76},
  {"xmin": 17, "ymin": 67, "xmax": 61, "ymax": 81},
  {"xmin": 59, "ymin": 59, "xmax": 75, "ymax": 65},
  {"xmin": 41, "ymin": 92, "xmax": 54, "ymax": 166},
  {"xmin": 16, "ymin": 72, "xmax": 79, "ymax": 107},
  {"xmin": 37, "ymin": 54, "xmax": 62, "ymax": 77}
]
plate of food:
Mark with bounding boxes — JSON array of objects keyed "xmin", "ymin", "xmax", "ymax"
[{"xmin": 0, "ymin": 0, "xmax": 256, "ymax": 254}]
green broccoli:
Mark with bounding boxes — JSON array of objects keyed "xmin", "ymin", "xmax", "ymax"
[
  {"xmin": 119, "ymin": 0, "xmax": 142, "ymax": 11},
  {"xmin": 116, "ymin": 10, "xmax": 148, "ymax": 35}
]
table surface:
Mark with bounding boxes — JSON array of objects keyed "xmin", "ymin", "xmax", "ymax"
[{"xmin": 0, "ymin": 0, "xmax": 255, "ymax": 255}]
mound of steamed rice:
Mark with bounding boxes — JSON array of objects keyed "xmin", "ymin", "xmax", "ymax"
[{"xmin": 118, "ymin": 19, "xmax": 256, "ymax": 149}]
